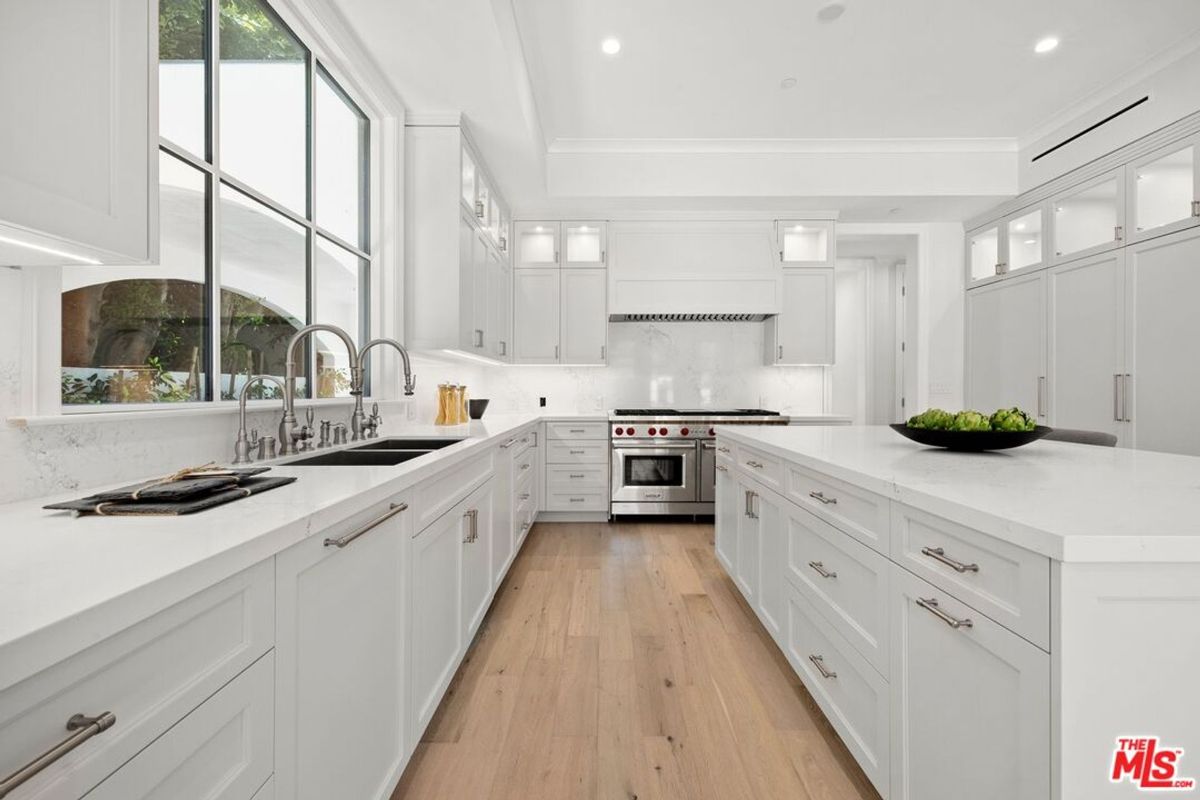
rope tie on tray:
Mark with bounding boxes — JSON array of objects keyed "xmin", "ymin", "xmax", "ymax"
[{"xmin": 128, "ymin": 462, "xmax": 222, "ymax": 501}]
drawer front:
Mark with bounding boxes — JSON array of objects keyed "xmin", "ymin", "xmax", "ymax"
[
  {"xmin": 414, "ymin": 450, "xmax": 495, "ymax": 531},
  {"xmin": 545, "ymin": 421, "xmax": 608, "ymax": 441},
  {"xmin": 0, "ymin": 561, "xmax": 274, "ymax": 800},
  {"xmin": 785, "ymin": 504, "xmax": 889, "ymax": 675},
  {"xmin": 735, "ymin": 443, "xmax": 783, "ymax": 489},
  {"xmin": 788, "ymin": 464, "xmax": 889, "ymax": 554},
  {"xmin": 786, "ymin": 584, "xmax": 889, "ymax": 796},
  {"xmin": 545, "ymin": 490, "xmax": 607, "ymax": 512},
  {"xmin": 546, "ymin": 464, "xmax": 608, "ymax": 491},
  {"xmin": 891, "ymin": 504, "xmax": 1050, "ymax": 650},
  {"xmin": 546, "ymin": 440, "xmax": 607, "ymax": 464},
  {"xmin": 513, "ymin": 446, "xmax": 537, "ymax": 478},
  {"xmin": 84, "ymin": 654, "xmax": 274, "ymax": 800},
  {"xmin": 511, "ymin": 427, "xmax": 537, "ymax": 458}
]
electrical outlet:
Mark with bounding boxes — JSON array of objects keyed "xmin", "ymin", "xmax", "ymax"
[{"xmin": 539, "ymin": 396, "xmax": 547, "ymax": 408}]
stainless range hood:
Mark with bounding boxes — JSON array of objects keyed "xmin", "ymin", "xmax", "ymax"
[{"xmin": 609, "ymin": 312, "xmax": 771, "ymax": 323}]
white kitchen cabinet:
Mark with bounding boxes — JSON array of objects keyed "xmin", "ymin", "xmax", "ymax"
[
  {"xmin": 513, "ymin": 269, "xmax": 562, "ymax": 363},
  {"xmin": 889, "ymin": 565, "xmax": 1050, "ymax": 800},
  {"xmin": 493, "ymin": 441, "xmax": 517, "ymax": 589},
  {"xmin": 777, "ymin": 220, "xmax": 836, "ymax": 267},
  {"xmin": 1127, "ymin": 134, "xmax": 1200, "ymax": 243},
  {"xmin": 965, "ymin": 272, "xmax": 1046, "ymax": 418},
  {"xmin": 1125, "ymin": 225, "xmax": 1200, "ymax": 455},
  {"xmin": 1051, "ymin": 168, "xmax": 1126, "ymax": 263},
  {"xmin": 460, "ymin": 480, "xmax": 496, "ymax": 642},
  {"xmin": 275, "ymin": 498, "xmax": 410, "ymax": 800},
  {"xmin": 1003, "ymin": 205, "xmax": 1047, "ymax": 274},
  {"xmin": 563, "ymin": 221, "xmax": 607, "ymax": 267},
  {"xmin": 1046, "ymin": 251, "xmax": 1127, "ymax": 442},
  {"xmin": 485, "ymin": 243, "xmax": 512, "ymax": 360},
  {"xmin": 967, "ymin": 223, "xmax": 1002, "ymax": 283},
  {"xmin": 460, "ymin": 146, "xmax": 477, "ymax": 212},
  {"xmin": 0, "ymin": 0, "xmax": 157, "ymax": 266},
  {"xmin": 467, "ymin": 223, "xmax": 489, "ymax": 354},
  {"xmin": 714, "ymin": 457, "xmax": 738, "ymax": 573},
  {"xmin": 754, "ymin": 487, "xmax": 786, "ymax": 643},
  {"xmin": 735, "ymin": 479, "xmax": 762, "ymax": 604},
  {"xmin": 765, "ymin": 268, "xmax": 835, "ymax": 365},
  {"xmin": 515, "ymin": 221, "xmax": 561, "ymax": 268},
  {"xmin": 560, "ymin": 269, "xmax": 608, "ymax": 364}
]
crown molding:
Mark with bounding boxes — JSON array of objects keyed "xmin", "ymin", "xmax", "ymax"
[
  {"xmin": 547, "ymin": 137, "xmax": 1018, "ymax": 155},
  {"xmin": 404, "ymin": 111, "xmax": 465, "ymax": 127}
]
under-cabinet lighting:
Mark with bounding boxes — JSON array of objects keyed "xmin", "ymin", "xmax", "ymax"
[
  {"xmin": 0, "ymin": 234, "xmax": 101, "ymax": 265},
  {"xmin": 601, "ymin": 37, "xmax": 622, "ymax": 56},
  {"xmin": 1035, "ymin": 37, "xmax": 1059, "ymax": 54}
]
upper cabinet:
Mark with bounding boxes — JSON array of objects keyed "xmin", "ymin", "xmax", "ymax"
[
  {"xmin": 968, "ymin": 223, "xmax": 1003, "ymax": 283},
  {"xmin": 777, "ymin": 220, "xmax": 836, "ymax": 267},
  {"xmin": 1127, "ymin": 134, "xmax": 1200, "ymax": 244},
  {"xmin": 563, "ymin": 222, "xmax": 608, "ymax": 268},
  {"xmin": 515, "ymin": 221, "xmax": 561, "ymax": 268},
  {"xmin": 1051, "ymin": 168, "xmax": 1125, "ymax": 263},
  {"xmin": 968, "ymin": 206, "xmax": 1047, "ymax": 285},
  {"xmin": 0, "ymin": 0, "xmax": 158, "ymax": 266}
]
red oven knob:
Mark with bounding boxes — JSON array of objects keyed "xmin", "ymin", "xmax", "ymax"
[
  {"xmin": 708, "ymin": 428, "xmax": 715, "ymax": 436},
  {"xmin": 659, "ymin": 427, "xmax": 668, "ymax": 436},
  {"xmin": 614, "ymin": 428, "xmax": 623, "ymax": 436},
  {"xmin": 680, "ymin": 427, "xmax": 690, "ymax": 436},
  {"xmin": 625, "ymin": 427, "xmax": 635, "ymax": 436},
  {"xmin": 647, "ymin": 428, "xmax": 655, "ymax": 436}
]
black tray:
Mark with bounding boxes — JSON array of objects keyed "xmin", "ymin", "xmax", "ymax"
[{"xmin": 890, "ymin": 423, "xmax": 1053, "ymax": 452}]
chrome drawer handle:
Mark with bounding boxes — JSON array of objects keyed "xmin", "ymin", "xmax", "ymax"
[
  {"xmin": 808, "ymin": 491, "xmax": 837, "ymax": 505},
  {"xmin": 569, "ymin": 473, "xmax": 586, "ymax": 479},
  {"xmin": 569, "ymin": 497, "xmax": 586, "ymax": 503},
  {"xmin": 808, "ymin": 654, "xmax": 837, "ymax": 679},
  {"xmin": 520, "ymin": 464, "xmax": 530, "ymax": 470},
  {"xmin": 569, "ymin": 449, "xmax": 586, "ymax": 455},
  {"xmin": 920, "ymin": 546, "xmax": 979, "ymax": 573},
  {"xmin": 325, "ymin": 503, "xmax": 408, "ymax": 548},
  {"xmin": 746, "ymin": 460, "xmax": 764, "ymax": 469},
  {"xmin": 808, "ymin": 561, "xmax": 837, "ymax": 579},
  {"xmin": 715, "ymin": 465, "xmax": 728, "ymax": 472},
  {"xmin": 0, "ymin": 712, "xmax": 117, "ymax": 798},
  {"xmin": 519, "ymin": 493, "xmax": 531, "ymax": 500},
  {"xmin": 569, "ymin": 428, "xmax": 586, "ymax": 433},
  {"xmin": 462, "ymin": 508, "xmax": 479, "ymax": 543},
  {"xmin": 500, "ymin": 438, "xmax": 517, "ymax": 449},
  {"xmin": 718, "ymin": 446, "xmax": 731, "ymax": 454},
  {"xmin": 744, "ymin": 490, "xmax": 758, "ymax": 519},
  {"xmin": 917, "ymin": 597, "xmax": 973, "ymax": 630}
]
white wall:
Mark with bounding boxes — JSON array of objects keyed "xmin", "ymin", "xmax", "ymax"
[{"xmin": 924, "ymin": 223, "xmax": 966, "ymax": 411}]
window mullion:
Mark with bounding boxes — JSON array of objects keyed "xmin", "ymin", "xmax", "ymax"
[
  {"xmin": 208, "ymin": 0, "xmax": 221, "ymax": 403},
  {"xmin": 307, "ymin": 51, "xmax": 318, "ymax": 399}
]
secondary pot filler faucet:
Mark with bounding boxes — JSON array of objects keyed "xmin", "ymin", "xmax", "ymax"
[{"xmin": 278, "ymin": 324, "xmax": 417, "ymax": 456}]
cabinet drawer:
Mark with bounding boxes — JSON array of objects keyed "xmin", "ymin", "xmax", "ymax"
[
  {"xmin": 545, "ymin": 420, "xmax": 608, "ymax": 440},
  {"xmin": 513, "ymin": 446, "xmax": 536, "ymax": 478},
  {"xmin": 545, "ymin": 490, "xmax": 607, "ymax": 512},
  {"xmin": 735, "ymin": 443, "xmax": 783, "ymax": 489},
  {"xmin": 84, "ymin": 654, "xmax": 274, "ymax": 800},
  {"xmin": 414, "ymin": 450, "xmax": 495, "ymax": 531},
  {"xmin": 510, "ymin": 427, "xmax": 537, "ymax": 458},
  {"xmin": 546, "ymin": 464, "xmax": 608, "ymax": 490},
  {"xmin": 0, "ymin": 561, "xmax": 274, "ymax": 800},
  {"xmin": 786, "ymin": 584, "xmax": 889, "ymax": 796},
  {"xmin": 788, "ymin": 464, "xmax": 889, "ymax": 554},
  {"xmin": 891, "ymin": 504, "xmax": 1050, "ymax": 650},
  {"xmin": 785, "ymin": 504, "xmax": 889, "ymax": 675},
  {"xmin": 546, "ymin": 440, "xmax": 607, "ymax": 464}
]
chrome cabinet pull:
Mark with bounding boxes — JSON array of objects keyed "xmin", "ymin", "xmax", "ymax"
[
  {"xmin": 715, "ymin": 465, "xmax": 728, "ymax": 473},
  {"xmin": 808, "ymin": 490, "xmax": 837, "ymax": 505},
  {"xmin": 808, "ymin": 654, "xmax": 837, "ymax": 679},
  {"xmin": 569, "ymin": 449, "xmax": 586, "ymax": 455},
  {"xmin": 0, "ymin": 712, "xmax": 116, "ymax": 798},
  {"xmin": 718, "ymin": 446, "xmax": 731, "ymax": 454},
  {"xmin": 462, "ymin": 508, "xmax": 479, "ymax": 543},
  {"xmin": 499, "ymin": 340, "xmax": 507, "ymax": 356},
  {"xmin": 569, "ymin": 428, "xmax": 586, "ymax": 433},
  {"xmin": 475, "ymin": 200, "xmax": 485, "ymax": 218},
  {"xmin": 1114, "ymin": 225, "xmax": 1124, "ymax": 242},
  {"xmin": 519, "ymin": 493, "xmax": 530, "ymax": 500},
  {"xmin": 808, "ymin": 561, "xmax": 837, "ymax": 579},
  {"xmin": 520, "ymin": 463, "xmax": 531, "ymax": 470},
  {"xmin": 1192, "ymin": 200, "xmax": 1200, "ymax": 218},
  {"xmin": 500, "ymin": 438, "xmax": 517, "ymax": 449},
  {"xmin": 325, "ymin": 503, "xmax": 408, "ymax": 548},
  {"xmin": 568, "ymin": 497, "xmax": 586, "ymax": 503},
  {"xmin": 1124, "ymin": 373, "xmax": 1132, "ymax": 422},
  {"xmin": 920, "ymin": 546, "xmax": 979, "ymax": 573},
  {"xmin": 600, "ymin": 345, "xmax": 606, "ymax": 360},
  {"xmin": 746, "ymin": 460, "xmax": 764, "ymax": 469},
  {"xmin": 554, "ymin": 344, "xmax": 560, "ymax": 360},
  {"xmin": 474, "ymin": 329, "xmax": 484, "ymax": 348},
  {"xmin": 744, "ymin": 489, "xmax": 756, "ymax": 518},
  {"xmin": 1113, "ymin": 374, "xmax": 1122, "ymax": 422},
  {"xmin": 569, "ymin": 473, "xmax": 586, "ymax": 479},
  {"xmin": 778, "ymin": 345, "xmax": 783, "ymax": 360},
  {"xmin": 917, "ymin": 597, "xmax": 974, "ymax": 629},
  {"xmin": 554, "ymin": 250, "xmax": 560, "ymax": 264}
]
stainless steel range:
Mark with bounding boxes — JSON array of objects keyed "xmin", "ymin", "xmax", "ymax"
[{"xmin": 609, "ymin": 408, "xmax": 790, "ymax": 516}]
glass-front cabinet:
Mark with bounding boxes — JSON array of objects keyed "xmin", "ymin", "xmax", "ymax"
[
  {"xmin": 967, "ymin": 204, "xmax": 1047, "ymax": 285},
  {"xmin": 563, "ymin": 221, "xmax": 607, "ymax": 267},
  {"xmin": 777, "ymin": 220, "xmax": 835, "ymax": 267},
  {"xmin": 514, "ymin": 221, "xmax": 561, "ymax": 267},
  {"xmin": 460, "ymin": 147, "xmax": 477, "ymax": 212},
  {"xmin": 968, "ymin": 223, "xmax": 1002, "ymax": 282},
  {"xmin": 1051, "ymin": 168, "xmax": 1125, "ymax": 263},
  {"xmin": 1128, "ymin": 135, "xmax": 1200, "ymax": 243}
]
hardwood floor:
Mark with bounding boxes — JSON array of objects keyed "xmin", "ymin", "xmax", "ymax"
[{"xmin": 393, "ymin": 521, "xmax": 881, "ymax": 800}]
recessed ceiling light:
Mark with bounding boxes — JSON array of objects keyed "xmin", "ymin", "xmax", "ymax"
[
  {"xmin": 1014, "ymin": 222, "xmax": 1026, "ymax": 231},
  {"xmin": 1024, "ymin": 239, "xmax": 1037, "ymax": 245},
  {"xmin": 1034, "ymin": 36, "xmax": 1059, "ymax": 54},
  {"xmin": 816, "ymin": 2, "xmax": 846, "ymax": 23},
  {"xmin": 780, "ymin": 77, "xmax": 798, "ymax": 90},
  {"xmin": 601, "ymin": 37, "xmax": 621, "ymax": 56}
]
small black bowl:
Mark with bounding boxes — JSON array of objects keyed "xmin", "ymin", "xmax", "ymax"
[
  {"xmin": 468, "ymin": 398, "xmax": 490, "ymax": 420},
  {"xmin": 889, "ymin": 423, "xmax": 1053, "ymax": 452}
]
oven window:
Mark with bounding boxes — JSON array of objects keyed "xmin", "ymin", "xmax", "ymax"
[{"xmin": 624, "ymin": 455, "xmax": 685, "ymax": 487}]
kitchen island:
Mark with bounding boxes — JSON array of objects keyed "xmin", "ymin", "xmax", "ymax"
[{"xmin": 715, "ymin": 424, "xmax": 1200, "ymax": 800}]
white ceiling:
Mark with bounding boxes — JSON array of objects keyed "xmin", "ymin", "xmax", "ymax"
[{"xmin": 511, "ymin": 0, "xmax": 1200, "ymax": 144}]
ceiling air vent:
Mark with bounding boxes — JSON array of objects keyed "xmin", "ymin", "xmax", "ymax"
[
  {"xmin": 1031, "ymin": 96, "xmax": 1150, "ymax": 163},
  {"xmin": 609, "ymin": 313, "xmax": 771, "ymax": 323}
]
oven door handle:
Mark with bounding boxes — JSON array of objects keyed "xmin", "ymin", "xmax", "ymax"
[
  {"xmin": 614, "ymin": 443, "xmax": 698, "ymax": 452},
  {"xmin": 700, "ymin": 441, "xmax": 716, "ymax": 450}
]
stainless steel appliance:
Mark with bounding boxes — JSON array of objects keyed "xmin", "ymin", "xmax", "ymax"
[{"xmin": 609, "ymin": 409, "xmax": 789, "ymax": 516}]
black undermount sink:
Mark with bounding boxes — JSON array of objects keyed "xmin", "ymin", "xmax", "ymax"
[
  {"xmin": 351, "ymin": 438, "xmax": 464, "ymax": 451},
  {"xmin": 288, "ymin": 449, "xmax": 434, "ymax": 467}
]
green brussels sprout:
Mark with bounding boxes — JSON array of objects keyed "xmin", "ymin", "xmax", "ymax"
[
  {"xmin": 951, "ymin": 410, "xmax": 991, "ymax": 432},
  {"xmin": 990, "ymin": 407, "xmax": 1036, "ymax": 432},
  {"xmin": 907, "ymin": 408, "xmax": 954, "ymax": 430}
]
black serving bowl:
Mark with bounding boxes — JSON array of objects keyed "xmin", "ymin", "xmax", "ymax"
[
  {"xmin": 468, "ymin": 398, "xmax": 490, "ymax": 419},
  {"xmin": 889, "ymin": 423, "xmax": 1053, "ymax": 452}
]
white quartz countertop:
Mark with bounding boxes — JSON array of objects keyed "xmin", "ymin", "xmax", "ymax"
[
  {"xmin": 0, "ymin": 413, "xmax": 603, "ymax": 690},
  {"xmin": 722, "ymin": 425, "xmax": 1200, "ymax": 564}
]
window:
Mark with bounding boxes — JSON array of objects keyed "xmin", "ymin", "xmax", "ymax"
[{"xmin": 61, "ymin": 0, "xmax": 371, "ymax": 407}]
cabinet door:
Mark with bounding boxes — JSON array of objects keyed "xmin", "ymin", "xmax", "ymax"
[
  {"xmin": 777, "ymin": 220, "xmax": 835, "ymax": 267},
  {"xmin": 487, "ymin": 249, "xmax": 511, "ymax": 361},
  {"xmin": 714, "ymin": 459, "xmax": 738, "ymax": 574},
  {"xmin": 560, "ymin": 268, "xmax": 608, "ymax": 365},
  {"xmin": 0, "ymin": 0, "xmax": 156, "ymax": 265},
  {"xmin": 469, "ymin": 229, "xmax": 490, "ymax": 353},
  {"xmin": 409, "ymin": 503, "xmax": 465, "ymax": 738},
  {"xmin": 735, "ymin": 480, "xmax": 761, "ymax": 603},
  {"xmin": 890, "ymin": 566, "xmax": 1049, "ymax": 800},
  {"xmin": 1126, "ymin": 225, "xmax": 1200, "ymax": 455},
  {"xmin": 1051, "ymin": 168, "xmax": 1126, "ymax": 263},
  {"xmin": 276, "ymin": 500, "xmax": 409, "ymax": 800},
  {"xmin": 460, "ymin": 146, "xmax": 477, "ymax": 212},
  {"xmin": 563, "ymin": 221, "xmax": 607, "ymax": 268},
  {"xmin": 1003, "ymin": 205, "xmax": 1047, "ymax": 275},
  {"xmin": 1047, "ymin": 251, "xmax": 1126, "ymax": 441},
  {"xmin": 513, "ymin": 269, "xmax": 562, "ymax": 363},
  {"xmin": 493, "ymin": 447, "xmax": 515, "ymax": 588},
  {"xmin": 461, "ymin": 480, "xmax": 496, "ymax": 642},
  {"xmin": 768, "ymin": 269, "xmax": 835, "ymax": 365},
  {"xmin": 1128, "ymin": 134, "xmax": 1200, "ymax": 243},
  {"xmin": 967, "ymin": 223, "xmax": 1002, "ymax": 283},
  {"xmin": 514, "ymin": 221, "xmax": 561, "ymax": 268},
  {"xmin": 965, "ymin": 273, "xmax": 1046, "ymax": 419},
  {"xmin": 755, "ymin": 488, "xmax": 786, "ymax": 643}
]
